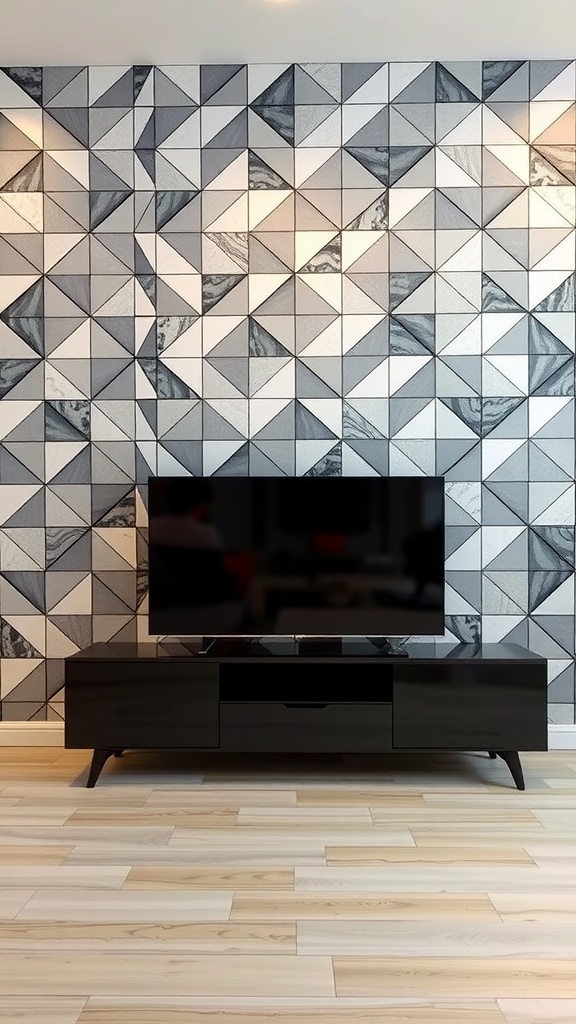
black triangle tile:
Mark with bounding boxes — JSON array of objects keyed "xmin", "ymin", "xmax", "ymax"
[{"xmin": 1, "ymin": 66, "xmax": 42, "ymax": 104}]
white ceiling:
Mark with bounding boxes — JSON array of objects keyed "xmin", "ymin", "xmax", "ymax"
[{"xmin": 2, "ymin": 0, "xmax": 576, "ymax": 64}]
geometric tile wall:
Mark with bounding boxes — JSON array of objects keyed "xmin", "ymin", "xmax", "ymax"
[{"xmin": 0, "ymin": 62, "xmax": 575, "ymax": 723}]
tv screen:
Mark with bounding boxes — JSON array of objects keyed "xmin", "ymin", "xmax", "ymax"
[{"xmin": 147, "ymin": 476, "xmax": 445, "ymax": 638}]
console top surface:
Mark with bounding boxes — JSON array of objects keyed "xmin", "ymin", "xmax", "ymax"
[{"xmin": 68, "ymin": 641, "xmax": 545, "ymax": 664}]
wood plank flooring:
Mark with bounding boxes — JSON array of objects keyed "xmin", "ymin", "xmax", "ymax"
[{"xmin": 0, "ymin": 747, "xmax": 575, "ymax": 1023}]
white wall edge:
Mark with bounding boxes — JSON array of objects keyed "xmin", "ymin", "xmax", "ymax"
[{"xmin": 0, "ymin": 721, "xmax": 575, "ymax": 749}]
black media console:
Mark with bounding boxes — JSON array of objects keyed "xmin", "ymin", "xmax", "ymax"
[{"xmin": 64, "ymin": 640, "xmax": 548, "ymax": 790}]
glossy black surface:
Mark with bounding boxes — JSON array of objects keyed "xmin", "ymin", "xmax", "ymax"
[
  {"xmin": 147, "ymin": 476, "xmax": 445, "ymax": 638},
  {"xmin": 69, "ymin": 640, "xmax": 546, "ymax": 663},
  {"xmin": 66, "ymin": 641, "xmax": 548, "ymax": 789}
]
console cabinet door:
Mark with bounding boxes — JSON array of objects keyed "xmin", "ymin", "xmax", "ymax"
[
  {"xmin": 393, "ymin": 663, "xmax": 547, "ymax": 750},
  {"xmin": 65, "ymin": 662, "xmax": 219, "ymax": 749}
]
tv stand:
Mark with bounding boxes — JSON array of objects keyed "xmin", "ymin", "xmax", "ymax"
[{"xmin": 65, "ymin": 641, "xmax": 548, "ymax": 789}]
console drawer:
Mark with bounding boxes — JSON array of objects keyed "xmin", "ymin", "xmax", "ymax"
[{"xmin": 220, "ymin": 702, "xmax": 392, "ymax": 753}]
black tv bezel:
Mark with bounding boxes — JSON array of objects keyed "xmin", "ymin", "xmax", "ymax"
[{"xmin": 146, "ymin": 475, "xmax": 445, "ymax": 640}]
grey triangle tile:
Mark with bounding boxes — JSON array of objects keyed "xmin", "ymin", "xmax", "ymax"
[
  {"xmin": 251, "ymin": 439, "xmax": 295, "ymax": 474},
  {"xmin": 344, "ymin": 438, "xmax": 388, "ymax": 474}
]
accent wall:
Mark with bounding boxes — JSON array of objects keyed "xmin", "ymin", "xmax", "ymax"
[{"xmin": 0, "ymin": 62, "xmax": 574, "ymax": 723}]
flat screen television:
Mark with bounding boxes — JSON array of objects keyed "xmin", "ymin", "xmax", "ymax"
[{"xmin": 147, "ymin": 476, "xmax": 445, "ymax": 640}]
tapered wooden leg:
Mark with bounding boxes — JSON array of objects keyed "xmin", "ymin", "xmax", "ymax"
[
  {"xmin": 86, "ymin": 749, "xmax": 113, "ymax": 788},
  {"xmin": 493, "ymin": 750, "xmax": 525, "ymax": 790}
]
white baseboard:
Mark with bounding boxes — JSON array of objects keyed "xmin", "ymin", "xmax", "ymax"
[
  {"xmin": 0, "ymin": 723, "xmax": 64, "ymax": 746},
  {"xmin": 0, "ymin": 721, "xmax": 575, "ymax": 749},
  {"xmin": 548, "ymin": 725, "xmax": 576, "ymax": 750}
]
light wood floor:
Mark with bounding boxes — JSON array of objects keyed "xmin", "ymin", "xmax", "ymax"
[{"xmin": 0, "ymin": 747, "xmax": 575, "ymax": 1024}]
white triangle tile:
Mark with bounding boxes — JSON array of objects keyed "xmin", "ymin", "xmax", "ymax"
[
  {"xmin": 45, "ymin": 442, "xmax": 88, "ymax": 482},
  {"xmin": 301, "ymin": 272, "xmax": 342, "ymax": 313},
  {"xmin": 440, "ymin": 106, "xmax": 482, "ymax": 145},
  {"xmin": 436, "ymin": 234, "xmax": 481, "ymax": 274},
  {"xmin": 299, "ymin": 398, "xmax": 342, "ymax": 436},
  {"xmin": 300, "ymin": 319, "xmax": 342, "ymax": 356},
  {"xmin": 342, "ymin": 104, "xmax": 385, "ymax": 143},
  {"xmin": 162, "ymin": 319, "xmax": 202, "ymax": 358},
  {"xmin": 2, "ymin": 107, "xmax": 43, "ymax": 146},
  {"xmin": 0, "ymin": 196, "xmax": 37, "ymax": 233},
  {"xmin": 483, "ymin": 107, "xmax": 527, "ymax": 145},
  {"xmin": 482, "ymin": 615, "xmax": 525, "ymax": 643},
  {"xmin": 157, "ymin": 235, "xmax": 198, "ymax": 275},
  {"xmin": 295, "ymin": 231, "xmax": 338, "ymax": 270},
  {"xmin": 50, "ymin": 576, "xmax": 92, "ymax": 615},
  {"xmin": 251, "ymin": 359, "xmax": 295, "ymax": 398},
  {"xmin": 482, "ymin": 438, "xmax": 525, "ymax": 478},
  {"xmin": 530, "ymin": 188, "xmax": 574, "ymax": 228},
  {"xmin": 532, "ymin": 487, "xmax": 575, "ymax": 526},
  {"xmin": 93, "ymin": 527, "xmax": 136, "ymax": 568},
  {"xmin": 295, "ymin": 439, "xmax": 335, "ymax": 476},
  {"xmin": 484, "ymin": 355, "xmax": 528, "ymax": 396},
  {"xmin": 249, "ymin": 274, "xmax": 291, "ymax": 312},
  {"xmin": 0, "ymin": 401, "xmax": 41, "ymax": 441},
  {"xmin": 158, "ymin": 65, "xmax": 200, "ymax": 104},
  {"xmin": 0, "ymin": 193, "xmax": 43, "ymax": 232},
  {"xmin": 436, "ymin": 149, "xmax": 479, "ymax": 188},
  {"xmin": 389, "ymin": 443, "xmax": 426, "ymax": 476},
  {"xmin": 89, "ymin": 66, "xmax": 130, "ymax": 105},
  {"xmin": 439, "ymin": 317, "xmax": 481, "ymax": 355},
  {"xmin": 0, "ymin": 275, "xmax": 41, "ymax": 312},
  {"xmin": 157, "ymin": 110, "xmax": 200, "ymax": 150},
  {"xmin": 249, "ymin": 398, "xmax": 292, "ymax": 436},
  {"xmin": 0, "ymin": 532, "xmax": 42, "ymax": 570},
  {"xmin": 341, "ymin": 442, "xmax": 379, "ymax": 476},
  {"xmin": 532, "ymin": 63, "xmax": 576, "ymax": 101},
  {"xmin": 529, "ymin": 270, "xmax": 573, "ymax": 310},
  {"xmin": 161, "ymin": 357, "xmax": 202, "ymax": 395},
  {"xmin": 0, "ymin": 658, "xmax": 43, "ymax": 699},
  {"xmin": 389, "ymin": 63, "xmax": 431, "ymax": 101},
  {"xmin": 46, "ymin": 621, "xmax": 80, "ymax": 659},
  {"xmin": 156, "ymin": 447, "xmax": 193, "ymax": 476},
  {"xmin": 341, "ymin": 231, "xmax": 383, "ymax": 272},
  {"xmin": 202, "ymin": 315, "xmax": 245, "ymax": 356},
  {"xmin": 532, "ymin": 233, "xmax": 576, "ymax": 272},
  {"xmin": 343, "ymin": 276, "xmax": 386, "ymax": 315},
  {"xmin": 159, "ymin": 149, "xmax": 201, "ymax": 189},
  {"xmin": 485, "ymin": 145, "xmax": 530, "ymax": 185},
  {"xmin": 529, "ymin": 396, "xmax": 572, "ymax": 436},
  {"xmin": 482, "ymin": 525, "xmax": 525, "ymax": 567},
  {"xmin": 135, "ymin": 364, "xmax": 157, "ymax": 400},
  {"xmin": 342, "ymin": 313, "xmax": 385, "ymax": 354},
  {"xmin": 135, "ymin": 234, "xmax": 156, "ymax": 272},
  {"xmin": 248, "ymin": 190, "xmax": 292, "ymax": 231},
  {"xmin": 445, "ymin": 584, "xmax": 479, "ymax": 615},
  {"xmin": 49, "ymin": 150, "xmax": 90, "ymax": 188},
  {"xmin": 444, "ymin": 531, "xmax": 481, "ymax": 570},
  {"xmin": 4, "ymin": 615, "xmax": 46, "ymax": 656},
  {"xmin": 482, "ymin": 312, "xmax": 525, "ymax": 353},
  {"xmin": 351, "ymin": 66, "xmax": 389, "ymax": 105},
  {"xmin": 529, "ymin": 99, "xmax": 574, "ymax": 142},
  {"xmin": 302, "ymin": 110, "xmax": 342, "ymax": 149},
  {"xmin": 394, "ymin": 275, "xmax": 436, "ymax": 314},
  {"xmin": 206, "ymin": 194, "xmax": 248, "ymax": 232},
  {"xmin": 159, "ymin": 273, "xmax": 201, "ymax": 313},
  {"xmin": 388, "ymin": 188, "xmax": 433, "ymax": 229},
  {"xmin": 0, "ymin": 70, "xmax": 38, "ymax": 107},
  {"xmin": 248, "ymin": 64, "xmax": 291, "ymax": 103},
  {"xmin": 295, "ymin": 147, "xmax": 339, "ymax": 188},
  {"xmin": 202, "ymin": 440, "xmax": 245, "ymax": 476},
  {"xmin": 44, "ymin": 234, "xmax": 86, "ymax": 273},
  {"xmin": 548, "ymin": 657, "xmax": 574, "ymax": 682},
  {"xmin": 446, "ymin": 481, "xmax": 482, "ymax": 521},
  {"xmin": 204, "ymin": 151, "xmax": 247, "ymax": 192},
  {"xmin": 0, "ymin": 484, "xmax": 42, "ymax": 525},
  {"xmin": 436, "ymin": 401, "xmax": 478, "ymax": 439},
  {"xmin": 347, "ymin": 359, "xmax": 389, "ymax": 398},
  {"xmin": 394, "ymin": 401, "xmax": 436, "ymax": 439},
  {"xmin": 90, "ymin": 406, "xmax": 131, "ymax": 442},
  {"xmin": 201, "ymin": 106, "xmax": 246, "ymax": 147}
]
